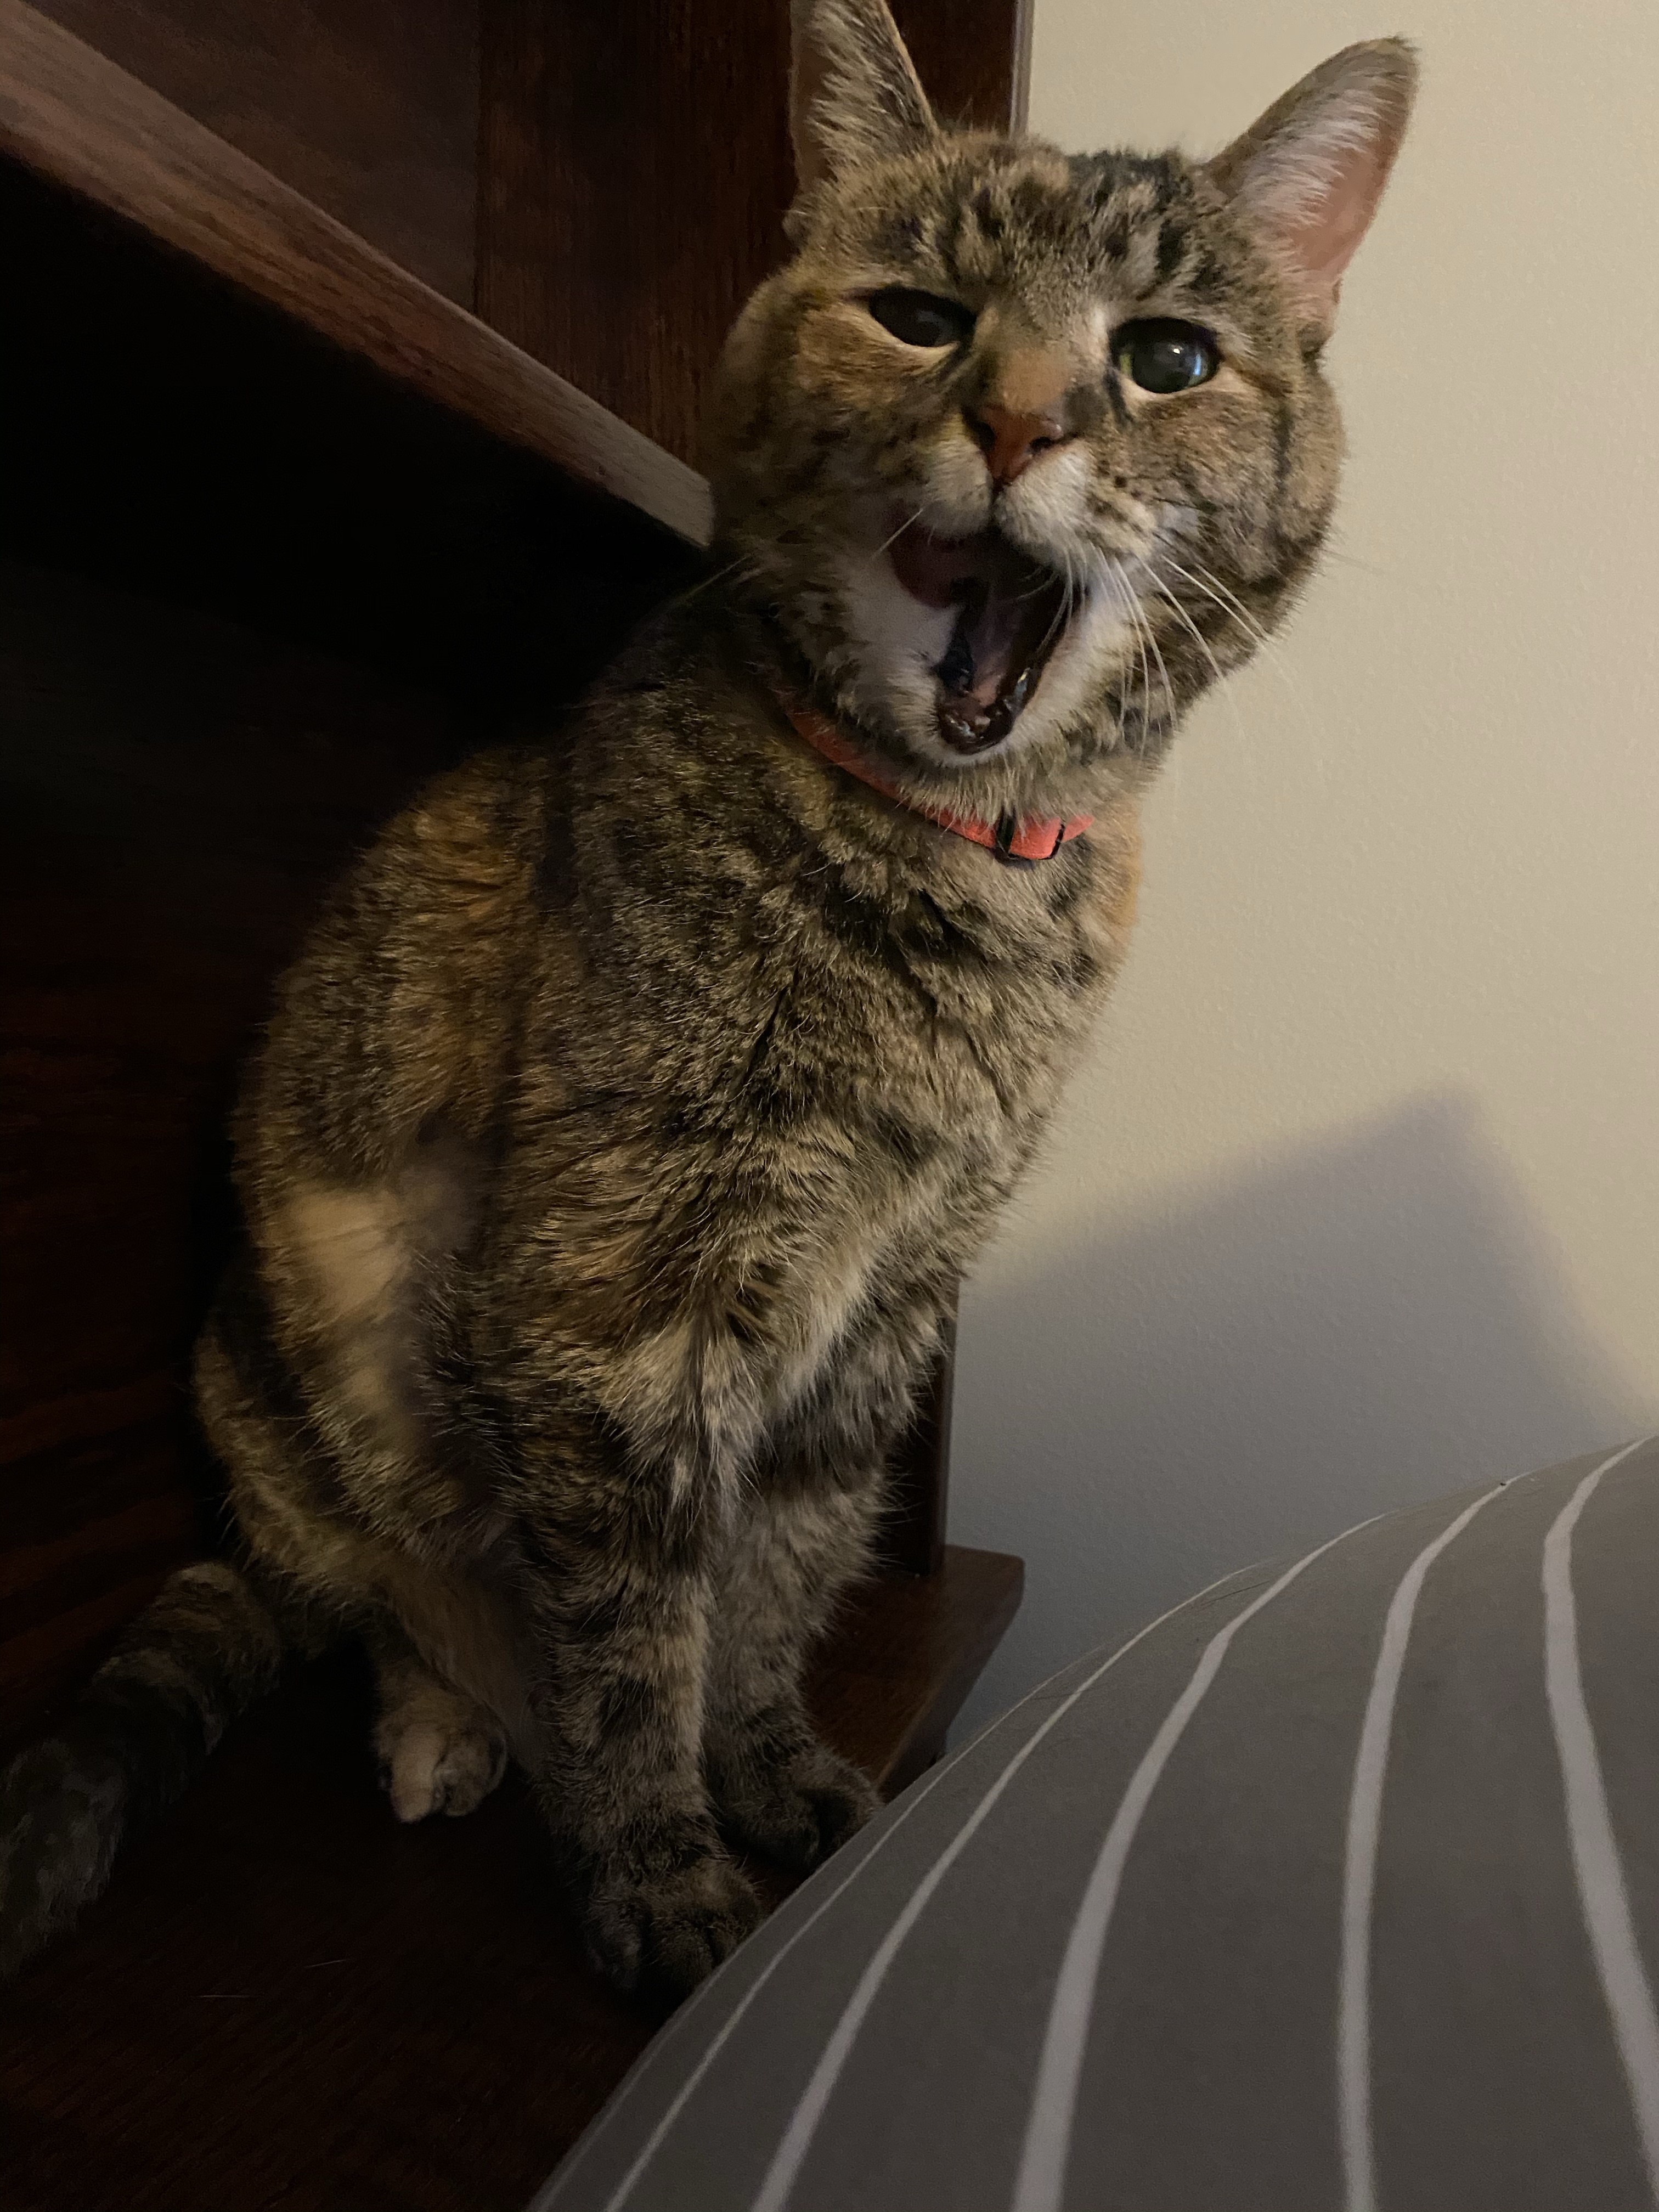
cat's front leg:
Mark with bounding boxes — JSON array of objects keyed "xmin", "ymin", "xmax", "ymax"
[
  {"xmin": 515, "ymin": 1423, "xmax": 762, "ymax": 2004},
  {"xmin": 703, "ymin": 1482, "xmax": 883, "ymax": 1872}
]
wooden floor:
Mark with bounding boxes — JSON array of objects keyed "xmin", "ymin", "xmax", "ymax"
[{"xmin": 0, "ymin": 1547, "xmax": 1021, "ymax": 2212}]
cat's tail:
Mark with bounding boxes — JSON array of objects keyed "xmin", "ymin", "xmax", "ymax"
[{"xmin": 0, "ymin": 1559, "xmax": 288, "ymax": 1979}]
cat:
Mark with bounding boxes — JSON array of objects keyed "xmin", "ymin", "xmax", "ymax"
[{"xmin": 0, "ymin": 0, "xmax": 1415, "ymax": 2001}]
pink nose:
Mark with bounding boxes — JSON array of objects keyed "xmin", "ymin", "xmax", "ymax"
[{"xmin": 967, "ymin": 403, "xmax": 1069, "ymax": 486}]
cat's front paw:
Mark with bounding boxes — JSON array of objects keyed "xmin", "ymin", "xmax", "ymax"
[
  {"xmin": 711, "ymin": 1734, "xmax": 880, "ymax": 1874},
  {"xmin": 375, "ymin": 1702, "xmax": 507, "ymax": 1823},
  {"xmin": 583, "ymin": 1845, "xmax": 761, "ymax": 2004}
]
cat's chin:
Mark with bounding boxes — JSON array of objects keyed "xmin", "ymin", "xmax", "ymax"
[{"xmin": 887, "ymin": 521, "xmax": 1071, "ymax": 757}]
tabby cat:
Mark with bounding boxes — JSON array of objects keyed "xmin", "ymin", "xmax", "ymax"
[{"xmin": 0, "ymin": 1, "xmax": 1415, "ymax": 2000}]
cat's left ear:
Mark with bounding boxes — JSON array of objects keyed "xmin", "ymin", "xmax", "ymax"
[
  {"xmin": 790, "ymin": 0, "xmax": 938, "ymax": 201},
  {"xmin": 1205, "ymin": 39, "xmax": 1418, "ymax": 340}
]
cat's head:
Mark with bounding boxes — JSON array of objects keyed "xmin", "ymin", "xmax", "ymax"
[{"xmin": 706, "ymin": 0, "xmax": 1415, "ymax": 816}]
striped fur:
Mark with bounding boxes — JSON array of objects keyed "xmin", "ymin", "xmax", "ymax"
[
  {"xmin": 0, "ymin": 1564, "xmax": 286, "ymax": 1978},
  {"xmin": 0, "ymin": 4, "xmax": 1414, "ymax": 1997}
]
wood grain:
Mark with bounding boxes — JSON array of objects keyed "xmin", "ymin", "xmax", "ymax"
[
  {"xmin": 477, "ymin": 0, "xmax": 1031, "ymax": 465},
  {"xmin": 0, "ymin": 29, "xmax": 1025, "ymax": 2197},
  {"xmin": 882, "ymin": 1294, "xmax": 957, "ymax": 1578},
  {"xmin": 0, "ymin": 0, "xmax": 712, "ymax": 544},
  {"xmin": 899, "ymin": 0, "xmax": 1035, "ymax": 138},
  {"xmin": 0, "ymin": 561, "xmax": 460, "ymax": 1743},
  {"xmin": 0, "ymin": 1548, "xmax": 1022, "ymax": 2212},
  {"xmin": 811, "ymin": 1542, "xmax": 1022, "ymax": 1793},
  {"xmin": 30, "ymin": 0, "xmax": 482, "ymax": 302},
  {"xmin": 0, "ymin": 135, "xmax": 698, "ymax": 1739},
  {"xmin": 1, "ymin": 154, "xmax": 698, "ymax": 699}
]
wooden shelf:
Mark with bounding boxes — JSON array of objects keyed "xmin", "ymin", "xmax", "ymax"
[
  {"xmin": 1, "ymin": 17, "xmax": 1030, "ymax": 2209},
  {"xmin": 1, "ymin": 151, "xmax": 699, "ymax": 719},
  {"xmin": 0, "ymin": 1547, "xmax": 1022, "ymax": 2212},
  {"xmin": 810, "ymin": 1537, "xmax": 1022, "ymax": 1791},
  {"xmin": 0, "ymin": 0, "xmax": 712, "ymax": 548}
]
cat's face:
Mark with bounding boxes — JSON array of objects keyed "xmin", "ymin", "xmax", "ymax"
[{"xmin": 707, "ymin": 5, "xmax": 1414, "ymax": 807}]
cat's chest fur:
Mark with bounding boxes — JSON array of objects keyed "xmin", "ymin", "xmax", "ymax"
[{"xmin": 486, "ymin": 622, "xmax": 1143, "ymax": 1472}]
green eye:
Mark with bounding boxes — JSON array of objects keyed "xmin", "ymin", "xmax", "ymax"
[
  {"xmin": 1113, "ymin": 319, "xmax": 1220, "ymax": 394},
  {"xmin": 868, "ymin": 287, "xmax": 975, "ymax": 349}
]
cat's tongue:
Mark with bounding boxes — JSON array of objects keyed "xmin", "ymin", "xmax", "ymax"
[{"xmin": 888, "ymin": 523, "xmax": 1066, "ymax": 754}]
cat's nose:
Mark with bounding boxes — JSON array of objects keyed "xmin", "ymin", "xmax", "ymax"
[{"xmin": 967, "ymin": 402, "xmax": 1071, "ymax": 487}]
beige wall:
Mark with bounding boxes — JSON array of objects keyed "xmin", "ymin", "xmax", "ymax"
[{"xmin": 951, "ymin": 0, "xmax": 1659, "ymax": 1735}]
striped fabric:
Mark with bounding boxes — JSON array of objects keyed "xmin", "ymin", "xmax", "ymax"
[{"xmin": 531, "ymin": 1440, "xmax": 1659, "ymax": 2212}]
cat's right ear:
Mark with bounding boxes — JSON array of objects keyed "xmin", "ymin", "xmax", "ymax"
[{"xmin": 789, "ymin": 0, "xmax": 937, "ymax": 202}]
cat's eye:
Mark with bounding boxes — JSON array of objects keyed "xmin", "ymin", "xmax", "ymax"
[
  {"xmin": 1113, "ymin": 319, "xmax": 1220, "ymax": 394},
  {"xmin": 867, "ymin": 287, "xmax": 975, "ymax": 350}
]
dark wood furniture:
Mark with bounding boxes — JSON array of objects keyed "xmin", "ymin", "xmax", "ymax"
[{"xmin": 0, "ymin": 5, "xmax": 1029, "ymax": 2205}]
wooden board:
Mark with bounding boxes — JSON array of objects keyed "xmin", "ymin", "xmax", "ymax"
[
  {"xmin": 1, "ymin": 116, "xmax": 699, "ymax": 1739},
  {"xmin": 0, "ymin": 561, "xmax": 458, "ymax": 1743},
  {"xmin": 0, "ymin": 0, "xmax": 712, "ymax": 544},
  {"xmin": 29, "ymin": 0, "xmax": 482, "ymax": 303},
  {"xmin": 476, "ymin": 0, "xmax": 1034, "ymax": 464},
  {"xmin": 0, "ymin": 40, "xmax": 1018, "ymax": 2202},
  {"xmin": 0, "ymin": 1547, "xmax": 1022, "ymax": 2212}
]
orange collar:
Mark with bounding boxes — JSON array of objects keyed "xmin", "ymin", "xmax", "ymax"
[{"xmin": 776, "ymin": 692, "xmax": 1093, "ymax": 865}]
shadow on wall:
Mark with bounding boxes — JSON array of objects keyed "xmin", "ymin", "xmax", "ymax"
[{"xmin": 947, "ymin": 1091, "xmax": 1651, "ymax": 1742}]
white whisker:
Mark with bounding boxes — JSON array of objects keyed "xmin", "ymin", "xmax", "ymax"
[
  {"xmin": 1139, "ymin": 566, "xmax": 1251, "ymax": 757},
  {"xmin": 1149, "ymin": 551, "xmax": 1329, "ymax": 790},
  {"xmin": 675, "ymin": 552, "xmax": 761, "ymax": 608},
  {"xmin": 1132, "ymin": 583, "xmax": 1176, "ymax": 752},
  {"xmin": 866, "ymin": 508, "xmax": 924, "ymax": 568},
  {"xmin": 1120, "ymin": 575, "xmax": 1156, "ymax": 755},
  {"xmin": 1154, "ymin": 555, "xmax": 1290, "ymax": 679},
  {"xmin": 1146, "ymin": 607, "xmax": 1173, "ymax": 743},
  {"xmin": 1102, "ymin": 560, "xmax": 1139, "ymax": 750},
  {"xmin": 1107, "ymin": 559, "xmax": 1173, "ymax": 758}
]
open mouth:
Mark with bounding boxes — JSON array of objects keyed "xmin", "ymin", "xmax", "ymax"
[{"xmin": 889, "ymin": 522, "xmax": 1070, "ymax": 755}]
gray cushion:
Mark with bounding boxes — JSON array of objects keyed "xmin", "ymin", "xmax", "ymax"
[{"xmin": 532, "ymin": 1437, "xmax": 1659, "ymax": 2212}]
